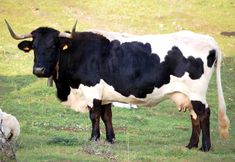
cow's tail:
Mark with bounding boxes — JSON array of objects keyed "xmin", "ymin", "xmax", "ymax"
[{"xmin": 216, "ymin": 48, "xmax": 230, "ymax": 139}]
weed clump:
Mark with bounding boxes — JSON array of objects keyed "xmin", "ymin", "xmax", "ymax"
[{"xmin": 0, "ymin": 124, "xmax": 18, "ymax": 161}]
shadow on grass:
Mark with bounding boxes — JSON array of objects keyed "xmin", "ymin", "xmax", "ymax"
[
  {"xmin": 47, "ymin": 136, "xmax": 80, "ymax": 146},
  {"xmin": 0, "ymin": 75, "xmax": 37, "ymax": 96}
]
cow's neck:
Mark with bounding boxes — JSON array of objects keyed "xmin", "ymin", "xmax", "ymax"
[{"xmin": 48, "ymin": 59, "xmax": 60, "ymax": 87}]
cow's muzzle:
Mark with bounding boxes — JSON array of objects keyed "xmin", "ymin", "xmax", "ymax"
[{"xmin": 33, "ymin": 67, "xmax": 46, "ymax": 77}]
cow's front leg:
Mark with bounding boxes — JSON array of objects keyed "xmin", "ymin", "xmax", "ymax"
[
  {"xmin": 101, "ymin": 104, "xmax": 115, "ymax": 143},
  {"xmin": 89, "ymin": 99, "xmax": 102, "ymax": 141}
]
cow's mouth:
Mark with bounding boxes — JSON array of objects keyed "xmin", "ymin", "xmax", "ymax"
[
  {"xmin": 33, "ymin": 71, "xmax": 51, "ymax": 78},
  {"xmin": 33, "ymin": 68, "xmax": 54, "ymax": 87},
  {"xmin": 33, "ymin": 65, "xmax": 56, "ymax": 78}
]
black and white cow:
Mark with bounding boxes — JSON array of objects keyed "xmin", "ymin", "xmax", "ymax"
[{"xmin": 6, "ymin": 20, "xmax": 229, "ymax": 151}]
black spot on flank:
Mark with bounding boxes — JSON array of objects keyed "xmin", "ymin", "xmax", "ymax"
[
  {"xmin": 187, "ymin": 56, "xmax": 204, "ymax": 79},
  {"xmin": 207, "ymin": 50, "xmax": 216, "ymax": 68},
  {"xmin": 163, "ymin": 46, "xmax": 204, "ymax": 80},
  {"xmin": 101, "ymin": 44, "xmax": 204, "ymax": 98}
]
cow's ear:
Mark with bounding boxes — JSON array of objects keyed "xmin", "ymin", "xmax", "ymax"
[
  {"xmin": 18, "ymin": 41, "xmax": 32, "ymax": 53},
  {"xmin": 60, "ymin": 38, "xmax": 72, "ymax": 51}
]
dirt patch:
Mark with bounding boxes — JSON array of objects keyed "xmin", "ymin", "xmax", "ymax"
[
  {"xmin": 83, "ymin": 141, "xmax": 117, "ymax": 161},
  {"xmin": 52, "ymin": 125, "xmax": 88, "ymax": 132},
  {"xmin": 220, "ymin": 31, "xmax": 235, "ymax": 37},
  {"xmin": 53, "ymin": 126, "xmax": 80, "ymax": 132}
]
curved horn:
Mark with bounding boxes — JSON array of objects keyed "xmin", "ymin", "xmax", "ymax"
[
  {"xmin": 58, "ymin": 20, "xmax": 77, "ymax": 38},
  {"xmin": 58, "ymin": 32, "xmax": 72, "ymax": 38},
  {"xmin": 72, "ymin": 20, "xmax": 77, "ymax": 35},
  {"xmin": 5, "ymin": 19, "xmax": 32, "ymax": 40}
]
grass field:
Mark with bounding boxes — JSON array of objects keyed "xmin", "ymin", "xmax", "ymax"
[{"xmin": 0, "ymin": 0, "xmax": 234, "ymax": 161}]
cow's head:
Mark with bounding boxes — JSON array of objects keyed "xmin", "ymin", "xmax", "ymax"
[{"xmin": 5, "ymin": 20, "xmax": 76, "ymax": 78}]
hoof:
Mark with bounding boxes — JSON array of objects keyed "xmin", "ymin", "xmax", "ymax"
[
  {"xmin": 186, "ymin": 143, "xmax": 198, "ymax": 149},
  {"xmin": 106, "ymin": 138, "xmax": 115, "ymax": 144},
  {"xmin": 90, "ymin": 136, "xmax": 100, "ymax": 142},
  {"xmin": 199, "ymin": 146, "xmax": 211, "ymax": 152}
]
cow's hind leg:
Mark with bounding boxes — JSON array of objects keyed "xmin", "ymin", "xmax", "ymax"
[
  {"xmin": 101, "ymin": 104, "xmax": 115, "ymax": 143},
  {"xmin": 186, "ymin": 114, "xmax": 200, "ymax": 149},
  {"xmin": 200, "ymin": 107, "xmax": 211, "ymax": 151},
  {"xmin": 89, "ymin": 99, "xmax": 102, "ymax": 141},
  {"xmin": 191, "ymin": 101, "xmax": 211, "ymax": 152}
]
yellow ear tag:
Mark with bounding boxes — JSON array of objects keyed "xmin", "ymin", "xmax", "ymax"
[{"xmin": 63, "ymin": 44, "xmax": 68, "ymax": 50}]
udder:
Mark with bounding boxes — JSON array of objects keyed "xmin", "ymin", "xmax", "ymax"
[{"xmin": 168, "ymin": 92, "xmax": 197, "ymax": 119}]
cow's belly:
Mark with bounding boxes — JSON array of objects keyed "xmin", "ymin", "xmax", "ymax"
[
  {"xmin": 101, "ymin": 73, "xmax": 193, "ymax": 106},
  {"xmin": 62, "ymin": 72, "xmax": 208, "ymax": 119},
  {"xmin": 62, "ymin": 79, "xmax": 160, "ymax": 112}
]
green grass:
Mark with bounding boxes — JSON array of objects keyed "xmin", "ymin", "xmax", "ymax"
[{"xmin": 0, "ymin": 0, "xmax": 235, "ymax": 161}]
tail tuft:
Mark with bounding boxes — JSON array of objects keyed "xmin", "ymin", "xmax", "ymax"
[{"xmin": 218, "ymin": 109, "xmax": 230, "ymax": 139}]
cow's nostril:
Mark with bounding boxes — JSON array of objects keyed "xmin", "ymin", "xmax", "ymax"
[
  {"xmin": 35, "ymin": 67, "xmax": 45, "ymax": 72},
  {"xmin": 33, "ymin": 67, "xmax": 45, "ymax": 75}
]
